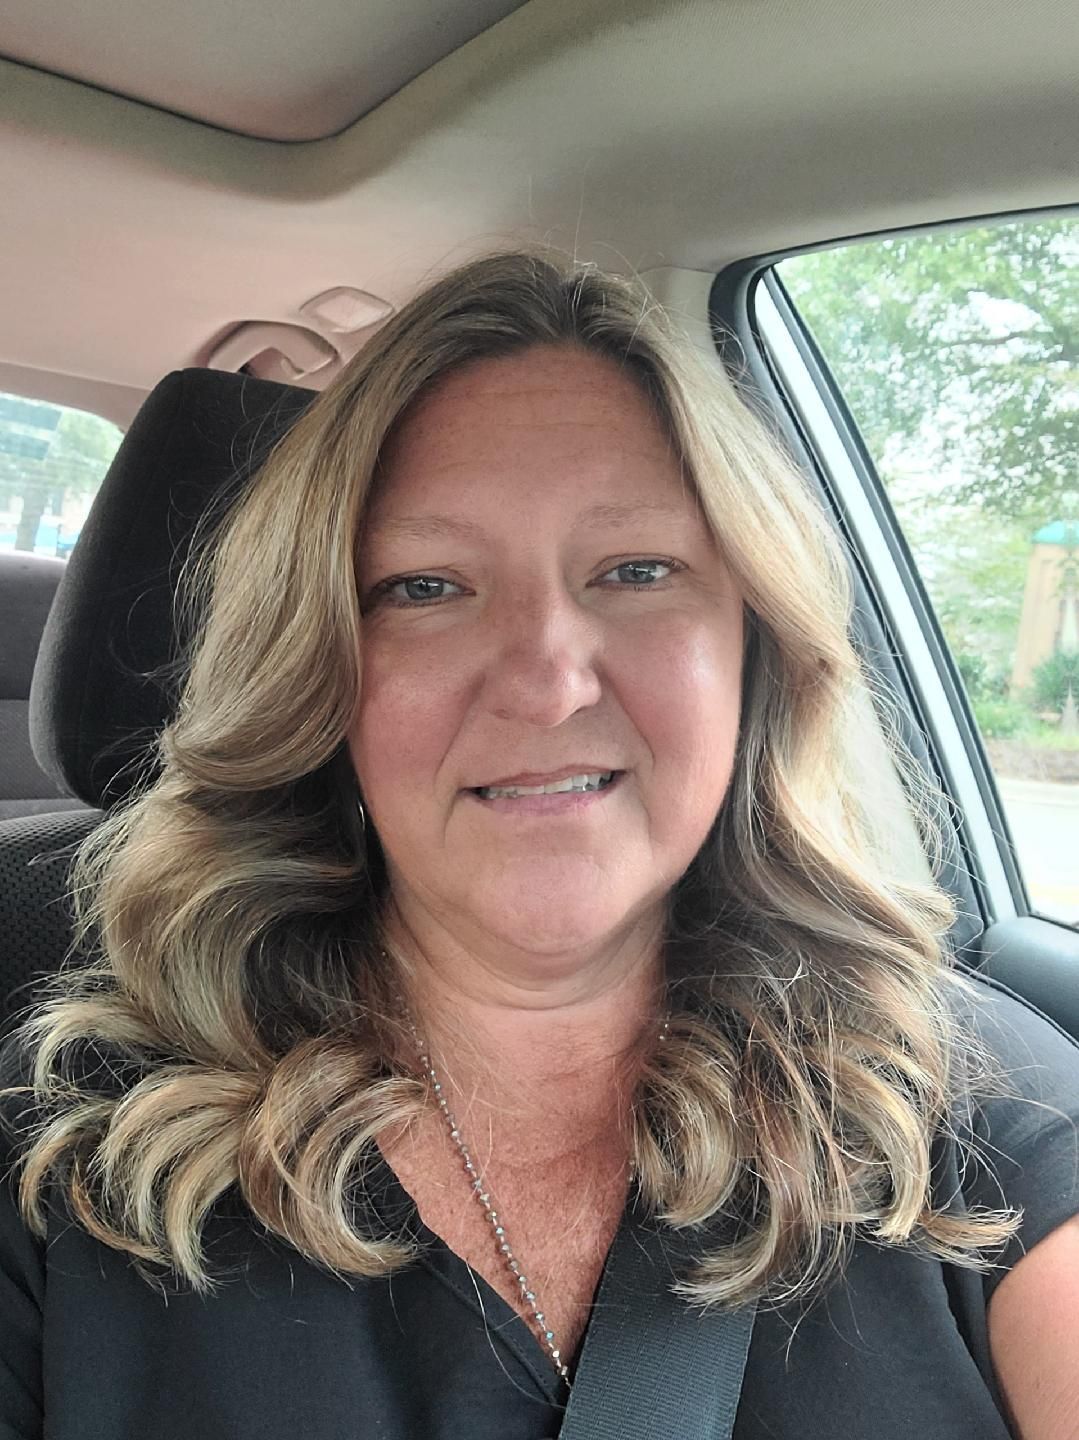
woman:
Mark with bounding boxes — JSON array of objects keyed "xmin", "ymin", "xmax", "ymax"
[{"xmin": 2, "ymin": 251, "xmax": 1078, "ymax": 1439}]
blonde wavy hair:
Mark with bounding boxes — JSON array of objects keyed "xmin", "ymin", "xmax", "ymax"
[{"xmin": 2, "ymin": 249, "xmax": 1017, "ymax": 1306}]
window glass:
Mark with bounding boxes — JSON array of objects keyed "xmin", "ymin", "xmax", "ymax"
[
  {"xmin": 0, "ymin": 393, "xmax": 121, "ymax": 557},
  {"xmin": 776, "ymin": 216, "xmax": 1078, "ymax": 925}
]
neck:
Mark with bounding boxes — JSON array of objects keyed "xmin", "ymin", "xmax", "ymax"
[{"xmin": 382, "ymin": 916, "xmax": 666, "ymax": 1134}]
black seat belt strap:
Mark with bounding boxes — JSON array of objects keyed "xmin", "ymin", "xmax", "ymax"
[{"xmin": 559, "ymin": 1215, "xmax": 757, "ymax": 1440}]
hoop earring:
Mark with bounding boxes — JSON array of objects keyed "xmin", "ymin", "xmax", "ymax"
[{"xmin": 356, "ymin": 797, "xmax": 367, "ymax": 834}]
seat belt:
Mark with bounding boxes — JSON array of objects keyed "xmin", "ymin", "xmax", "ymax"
[{"xmin": 558, "ymin": 1210, "xmax": 757, "ymax": 1440}]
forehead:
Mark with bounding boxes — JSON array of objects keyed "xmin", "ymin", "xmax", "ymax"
[{"xmin": 369, "ymin": 345, "xmax": 692, "ymax": 520}]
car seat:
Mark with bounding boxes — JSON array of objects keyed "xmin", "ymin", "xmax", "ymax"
[
  {"xmin": 0, "ymin": 369, "xmax": 313, "ymax": 1040},
  {"xmin": 0, "ymin": 551, "xmax": 88, "ymax": 821}
]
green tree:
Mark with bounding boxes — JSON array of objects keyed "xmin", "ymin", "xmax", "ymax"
[
  {"xmin": 780, "ymin": 216, "xmax": 1077, "ymax": 527},
  {"xmin": 779, "ymin": 217, "xmax": 1076, "ymax": 689},
  {"xmin": 1032, "ymin": 651, "xmax": 1079, "ymax": 714},
  {"xmin": 899, "ymin": 501, "xmax": 1030, "ymax": 681}
]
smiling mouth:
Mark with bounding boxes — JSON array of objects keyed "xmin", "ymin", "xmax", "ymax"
[{"xmin": 469, "ymin": 770, "xmax": 622, "ymax": 801}]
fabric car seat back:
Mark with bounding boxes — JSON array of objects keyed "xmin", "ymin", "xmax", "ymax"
[{"xmin": 0, "ymin": 370, "xmax": 313, "ymax": 1039}]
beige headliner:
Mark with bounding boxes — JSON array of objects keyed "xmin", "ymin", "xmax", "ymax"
[
  {"xmin": 0, "ymin": 0, "xmax": 529, "ymax": 141},
  {"xmin": 0, "ymin": 0, "xmax": 1076, "ymax": 424}
]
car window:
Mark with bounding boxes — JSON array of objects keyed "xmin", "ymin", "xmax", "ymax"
[
  {"xmin": 774, "ymin": 216, "xmax": 1078, "ymax": 926},
  {"xmin": 0, "ymin": 393, "xmax": 121, "ymax": 558}
]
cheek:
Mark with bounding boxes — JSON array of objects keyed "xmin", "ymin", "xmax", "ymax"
[
  {"xmin": 626, "ymin": 613, "xmax": 742, "ymax": 796},
  {"xmin": 347, "ymin": 636, "xmax": 465, "ymax": 809}
]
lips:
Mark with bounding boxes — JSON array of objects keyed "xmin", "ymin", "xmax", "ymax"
[
  {"xmin": 467, "ymin": 770, "xmax": 624, "ymax": 810},
  {"xmin": 470, "ymin": 766, "xmax": 622, "ymax": 789}
]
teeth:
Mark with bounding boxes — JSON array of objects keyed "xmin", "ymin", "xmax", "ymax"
[{"xmin": 479, "ymin": 771, "xmax": 615, "ymax": 800}]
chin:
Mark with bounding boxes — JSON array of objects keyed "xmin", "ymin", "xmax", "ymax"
[
  {"xmin": 464, "ymin": 866, "xmax": 655, "ymax": 960},
  {"xmin": 483, "ymin": 915, "xmax": 619, "ymax": 960}
]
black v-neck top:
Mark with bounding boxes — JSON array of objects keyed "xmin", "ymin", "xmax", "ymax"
[{"xmin": 2, "ymin": 978, "xmax": 1078, "ymax": 1440}]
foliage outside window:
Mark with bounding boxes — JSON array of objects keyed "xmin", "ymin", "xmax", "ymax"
[
  {"xmin": 778, "ymin": 216, "xmax": 1078, "ymax": 924},
  {"xmin": 0, "ymin": 395, "xmax": 122, "ymax": 556}
]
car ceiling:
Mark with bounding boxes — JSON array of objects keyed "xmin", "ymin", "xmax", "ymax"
[
  {"xmin": 2, "ymin": 0, "xmax": 531, "ymax": 141},
  {"xmin": 0, "ymin": 0, "xmax": 1076, "ymax": 424}
]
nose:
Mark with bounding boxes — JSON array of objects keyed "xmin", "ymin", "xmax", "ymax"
[{"xmin": 483, "ymin": 583, "xmax": 603, "ymax": 727}]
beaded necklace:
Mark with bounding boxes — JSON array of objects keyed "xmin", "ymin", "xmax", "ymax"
[{"xmin": 389, "ymin": 972, "xmax": 669, "ymax": 1383}]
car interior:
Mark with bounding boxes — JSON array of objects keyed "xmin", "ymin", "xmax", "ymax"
[
  {"xmin": 0, "ymin": 551, "xmax": 78, "ymax": 819},
  {"xmin": 0, "ymin": 0, "xmax": 1076, "ymax": 1081}
]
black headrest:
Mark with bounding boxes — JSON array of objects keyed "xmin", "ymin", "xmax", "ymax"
[{"xmin": 29, "ymin": 369, "xmax": 315, "ymax": 809}]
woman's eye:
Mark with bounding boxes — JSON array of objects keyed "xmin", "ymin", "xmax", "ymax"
[
  {"xmin": 371, "ymin": 558, "xmax": 679, "ymax": 609},
  {"xmin": 375, "ymin": 575, "xmax": 464, "ymax": 607},
  {"xmin": 598, "ymin": 559, "xmax": 679, "ymax": 588}
]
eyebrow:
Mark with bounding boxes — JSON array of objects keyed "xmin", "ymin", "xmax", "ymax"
[{"xmin": 371, "ymin": 501, "xmax": 695, "ymax": 544}]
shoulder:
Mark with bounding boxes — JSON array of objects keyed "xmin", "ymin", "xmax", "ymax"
[
  {"xmin": 954, "ymin": 968, "xmax": 1079, "ymax": 1073},
  {"xmin": 0, "ymin": 1033, "xmax": 47, "ymax": 1279},
  {"xmin": 946, "ymin": 970, "xmax": 1079, "ymax": 1295},
  {"xmin": 951, "ymin": 979, "xmax": 1079, "ymax": 1439},
  {"xmin": 951, "ymin": 968, "xmax": 1079, "ymax": 1139},
  {"xmin": 0, "ymin": 1118, "xmax": 45, "ymax": 1308},
  {"xmin": 0, "ymin": 1039, "xmax": 46, "ymax": 1436}
]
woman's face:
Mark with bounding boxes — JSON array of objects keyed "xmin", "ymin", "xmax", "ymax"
[{"xmin": 350, "ymin": 344, "xmax": 743, "ymax": 969}]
